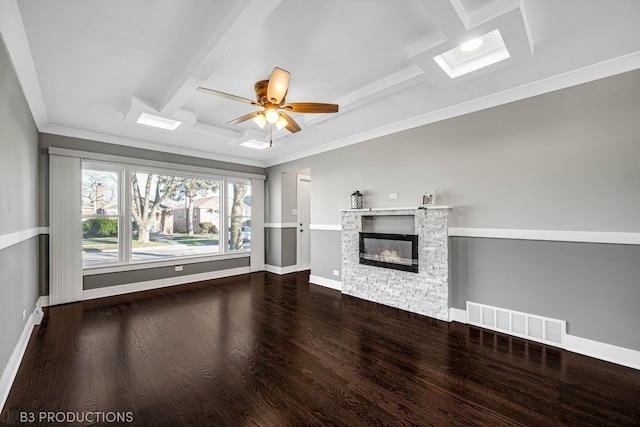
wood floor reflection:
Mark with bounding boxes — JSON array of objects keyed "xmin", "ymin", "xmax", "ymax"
[{"xmin": 4, "ymin": 271, "xmax": 640, "ymax": 426}]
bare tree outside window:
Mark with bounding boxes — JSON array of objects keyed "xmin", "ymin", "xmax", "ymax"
[
  {"xmin": 131, "ymin": 173, "xmax": 179, "ymax": 244},
  {"xmin": 228, "ymin": 183, "xmax": 251, "ymax": 251}
]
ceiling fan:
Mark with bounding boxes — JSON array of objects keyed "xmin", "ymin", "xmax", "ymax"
[{"xmin": 197, "ymin": 67, "xmax": 339, "ymax": 144}]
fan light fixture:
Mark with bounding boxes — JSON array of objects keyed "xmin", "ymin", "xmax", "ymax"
[
  {"xmin": 252, "ymin": 113, "xmax": 267, "ymax": 129},
  {"xmin": 275, "ymin": 115, "xmax": 288, "ymax": 130},
  {"xmin": 265, "ymin": 108, "xmax": 279, "ymax": 123},
  {"xmin": 197, "ymin": 67, "xmax": 339, "ymax": 147}
]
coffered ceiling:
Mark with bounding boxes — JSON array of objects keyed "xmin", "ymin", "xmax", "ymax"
[{"xmin": 2, "ymin": 0, "xmax": 639, "ymax": 167}]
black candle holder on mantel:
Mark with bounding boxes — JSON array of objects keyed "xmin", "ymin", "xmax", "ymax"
[{"xmin": 351, "ymin": 190, "xmax": 363, "ymax": 209}]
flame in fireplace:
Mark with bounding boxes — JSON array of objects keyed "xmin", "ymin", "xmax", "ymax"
[{"xmin": 374, "ymin": 248, "xmax": 402, "ymax": 264}]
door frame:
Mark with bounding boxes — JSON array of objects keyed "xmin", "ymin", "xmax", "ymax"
[{"xmin": 296, "ymin": 174, "xmax": 311, "ymax": 271}]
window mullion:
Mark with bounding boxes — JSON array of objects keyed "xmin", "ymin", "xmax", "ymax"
[
  {"xmin": 122, "ymin": 166, "xmax": 132, "ymax": 263},
  {"xmin": 220, "ymin": 178, "xmax": 227, "ymax": 254}
]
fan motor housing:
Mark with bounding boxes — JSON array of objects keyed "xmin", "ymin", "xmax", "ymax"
[{"xmin": 254, "ymin": 80, "xmax": 269, "ymax": 104}]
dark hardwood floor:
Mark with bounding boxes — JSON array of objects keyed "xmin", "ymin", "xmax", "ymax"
[{"xmin": 3, "ymin": 271, "xmax": 640, "ymax": 426}]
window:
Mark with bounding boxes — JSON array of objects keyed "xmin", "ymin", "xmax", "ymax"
[
  {"xmin": 81, "ymin": 161, "xmax": 251, "ymax": 269},
  {"xmin": 82, "ymin": 166, "xmax": 122, "ymax": 267},
  {"xmin": 131, "ymin": 172, "xmax": 222, "ymax": 262}
]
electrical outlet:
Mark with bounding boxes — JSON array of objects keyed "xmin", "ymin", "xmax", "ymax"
[
  {"xmin": 292, "ymin": 208, "xmax": 297, "ymax": 215},
  {"xmin": 22, "ymin": 309, "xmax": 26, "ymax": 321},
  {"xmin": 389, "ymin": 193, "xmax": 398, "ymax": 199},
  {"xmin": 333, "ymin": 270, "xmax": 340, "ymax": 276},
  {"xmin": 175, "ymin": 265, "xmax": 184, "ymax": 272}
]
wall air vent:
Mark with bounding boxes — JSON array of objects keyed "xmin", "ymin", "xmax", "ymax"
[{"xmin": 466, "ymin": 301, "xmax": 566, "ymax": 348}]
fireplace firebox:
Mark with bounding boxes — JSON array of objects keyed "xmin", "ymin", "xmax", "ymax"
[{"xmin": 359, "ymin": 232, "xmax": 418, "ymax": 273}]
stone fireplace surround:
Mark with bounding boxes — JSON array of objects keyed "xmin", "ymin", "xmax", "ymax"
[{"xmin": 341, "ymin": 207, "xmax": 451, "ymax": 321}]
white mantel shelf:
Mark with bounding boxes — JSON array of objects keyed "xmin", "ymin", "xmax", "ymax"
[{"xmin": 340, "ymin": 206, "xmax": 452, "ymax": 212}]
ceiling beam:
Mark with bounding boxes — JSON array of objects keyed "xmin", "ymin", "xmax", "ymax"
[
  {"xmin": 0, "ymin": 0, "xmax": 48, "ymax": 129},
  {"xmin": 159, "ymin": 0, "xmax": 283, "ymax": 116}
]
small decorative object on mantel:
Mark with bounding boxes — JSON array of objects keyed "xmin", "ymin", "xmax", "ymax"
[
  {"xmin": 351, "ymin": 190, "xmax": 363, "ymax": 209},
  {"xmin": 422, "ymin": 190, "xmax": 435, "ymax": 206}
]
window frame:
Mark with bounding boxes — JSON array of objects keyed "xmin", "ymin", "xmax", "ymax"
[
  {"xmin": 81, "ymin": 161, "xmax": 126, "ymax": 267},
  {"xmin": 81, "ymin": 160, "xmax": 252, "ymax": 273}
]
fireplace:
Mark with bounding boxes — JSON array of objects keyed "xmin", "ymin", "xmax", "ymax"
[{"xmin": 359, "ymin": 232, "xmax": 418, "ymax": 273}]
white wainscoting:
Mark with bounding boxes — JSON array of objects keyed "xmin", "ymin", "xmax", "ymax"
[
  {"xmin": 307, "ymin": 225, "xmax": 640, "ymax": 245},
  {"xmin": 0, "ymin": 227, "xmax": 49, "ymax": 251},
  {"xmin": 448, "ymin": 227, "xmax": 640, "ymax": 245},
  {"xmin": 309, "ymin": 224, "xmax": 341, "ymax": 231}
]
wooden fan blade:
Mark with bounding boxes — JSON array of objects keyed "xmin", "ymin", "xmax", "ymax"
[
  {"xmin": 281, "ymin": 102, "xmax": 339, "ymax": 113},
  {"xmin": 279, "ymin": 112, "xmax": 301, "ymax": 133},
  {"xmin": 266, "ymin": 67, "xmax": 290, "ymax": 105},
  {"xmin": 197, "ymin": 87, "xmax": 258, "ymax": 105},
  {"xmin": 227, "ymin": 111, "xmax": 259, "ymax": 125}
]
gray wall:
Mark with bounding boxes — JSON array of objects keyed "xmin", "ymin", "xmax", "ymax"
[
  {"xmin": 266, "ymin": 70, "xmax": 640, "ymax": 350},
  {"xmin": 310, "ymin": 230, "xmax": 341, "ymax": 280},
  {"xmin": 0, "ymin": 37, "xmax": 40, "ymax": 376},
  {"xmin": 84, "ymin": 257, "xmax": 249, "ymax": 290},
  {"xmin": 450, "ymin": 237, "xmax": 640, "ymax": 350},
  {"xmin": 268, "ymin": 70, "xmax": 640, "ymax": 230},
  {"xmin": 265, "ymin": 227, "xmax": 297, "ymax": 268}
]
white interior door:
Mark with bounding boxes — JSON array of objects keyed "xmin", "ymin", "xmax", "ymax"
[{"xmin": 297, "ymin": 175, "xmax": 311, "ymax": 270}]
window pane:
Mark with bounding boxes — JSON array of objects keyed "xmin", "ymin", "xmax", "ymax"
[
  {"xmin": 82, "ymin": 169, "xmax": 118, "ymax": 215},
  {"xmin": 227, "ymin": 182, "xmax": 251, "ymax": 251},
  {"xmin": 131, "ymin": 173, "xmax": 221, "ymax": 261},
  {"xmin": 82, "ymin": 219, "xmax": 119, "ymax": 266},
  {"xmin": 82, "ymin": 169, "xmax": 119, "ymax": 266}
]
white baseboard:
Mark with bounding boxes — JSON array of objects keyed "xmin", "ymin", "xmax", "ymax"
[
  {"xmin": 0, "ymin": 306, "xmax": 38, "ymax": 411},
  {"xmin": 309, "ymin": 275, "xmax": 342, "ymax": 291},
  {"xmin": 297, "ymin": 264, "xmax": 311, "ymax": 272},
  {"xmin": 82, "ymin": 267, "xmax": 251, "ymax": 301},
  {"xmin": 37, "ymin": 295, "xmax": 50, "ymax": 308},
  {"xmin": 264, "ymin": 264, "xmax": 298, "ymax": 275},
  {"xmin": 447, "ymin": 308, "xmax": 639, "ymax": 370},
  {"xmin": 448, "ymin": 307, "xmax": 467, "ymax": 323},
  {"xmin": 566, "ymin": 334, "xmax": 640, "ymax": 370}
]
